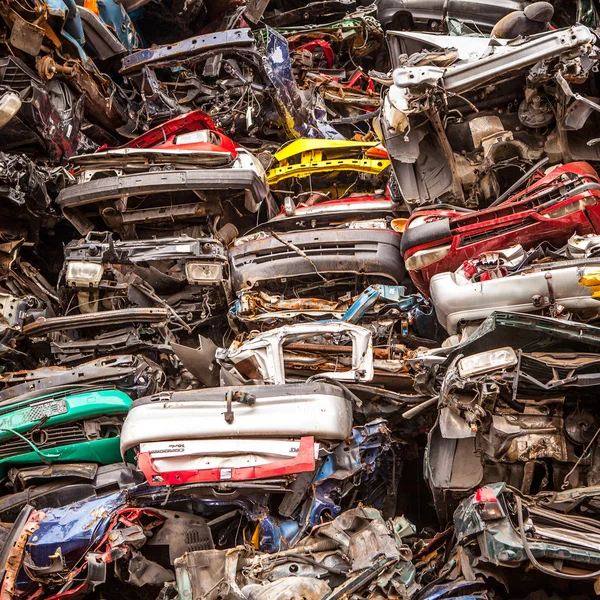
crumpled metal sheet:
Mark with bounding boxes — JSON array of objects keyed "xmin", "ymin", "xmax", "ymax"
[{"xmin": 263, "ymin": 27, "xmax": 341, "ymax": 139}]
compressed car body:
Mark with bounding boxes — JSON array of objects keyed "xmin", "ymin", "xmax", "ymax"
[
  {"xmin": 61, "ymin": 232, "xmax": 230, "ymax": 330},
  {"xmin": 57, "ymin": 110, "xmax": 274, "ymax": 237},
  {"xmin": 120, "ymin": 382, "xmax": 352, "ymax": 485},
  {"xmin": 1, "ymin": 492, "xmax": 415, "ymax": 600},
  {"xmin": 231, "ymin": 192, "xmax": 402, "ymax": 307},
  {"xmin": 0, "ymin": 387, "xmax": 131, "ymax": 477},
  {"xmin": 174, "ymin": 507, "xmax": 418, "ymax": 600},
  {"xmin": 230, "ymin": 216, "xmax": 405, "ymax": 294},
  {"xmin": 430, "ymin": 242, "xmax": 600, "ymax": 334},
  {"xmin": 119, "ymin": 27, "xmax": 285, "ymax": 139},
  {"xmin": 402, "ymin": 162, "xmax": 600, "ymax": 294},
  {"xmin": 23, "ymin": 307, "xmax": 171, "ymax": 366},
  {"xmin": 453, "ymin": 483, "xmax": 600, "ymax": 583},
  {"xmin": 425, "ymin": 311, "xmax": 600, "ymax": 522},
  {"xmin": 1, "ymin": 491, "xmax": 214, "ymax": 598},
  {"xmin": 226, "ymin": 192, "xmax": 442, "ymax": 345},
  {"xmin": 381, "ymin": 25, "xmax": 600, "ymax": 209}
]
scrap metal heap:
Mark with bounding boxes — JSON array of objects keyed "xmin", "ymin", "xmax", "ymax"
[{"xmin": 4, "ymin": 1, "xmax": 600, "ymax": 599}]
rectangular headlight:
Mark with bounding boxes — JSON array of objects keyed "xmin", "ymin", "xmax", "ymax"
[
  {"xmin": 185, "ymin": 262, "xmax": 223, "ymax": 285},
  {"xmin": 458, "ymin": 347, "xmax": 517, "ymax": 378},
  {"xmin": 65, "ymin": 261, "xmax": 104, "ymax": 287},
  {"xmin": 348, "ymin": 219, "xmax": 388, "ymax": 229}
]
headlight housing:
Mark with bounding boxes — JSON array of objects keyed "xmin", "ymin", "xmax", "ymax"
[
  {"xmin": 185, "ymin": 262, "xmax": 224, "ymax": 285},
  {"xmin": 65, "ymin": 262, "xmax": 104, "ymax": 288},
  {"xmin": 458, "ymin": 347, "xmax": 517, "ymax": 378},
  {"xmin": 0, "ymin": 92, "xmax": 21, "ymax": 129},
  {"xmin": 404, "ymin": 244, "xmax": 451, "ymax": 271},
  {"xmin": 347, "ymin": 219, "xmax": 388, "ymax": 229},
  {"xmin": 232, "ymin": 231, "xmax": 269, "ymax": 247}
]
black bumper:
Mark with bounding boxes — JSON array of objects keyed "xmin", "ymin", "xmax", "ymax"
[
  {"xmin": 229, "ymin": 228, "xmax": 405, "ymax": 292},
  {"xmin": 57, "ymin": 169, "xmax": 269, "ymax": 208}
]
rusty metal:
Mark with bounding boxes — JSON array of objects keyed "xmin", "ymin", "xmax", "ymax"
[
  {"xmin": 284, "ymin": 342, "xmax": 406, "ymax": 358},
  {"xmin": 0, "ymin": 510, "xmax": 43, "ymax": 599},
  {"xmin": 23, "ymin": 307, "xmax": 170, "ymax": 336},
  {"xmin": 120, "ymin": 29, "xmax": 256, "ymax": 74}
]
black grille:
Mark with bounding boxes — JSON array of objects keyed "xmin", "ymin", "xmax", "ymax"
[
  {"xmin": 185, "ymin": 527, "xmax": 213, "ymax": 552},
  {"xmin": 526, "ymin": 177, "xmax": 585, "ymax": 208},
  {"xmin": 0, "ymin": 423, "xmax": 89, "ymax": 460},
  {"xmin": 459, "ymin": 218, "xmax": 536, "ymax": 247},
  {"xmin": 519, "ymin": 355, "xmax": 600, "ymax": 388},
  {"xmin": 236, "ymin": 241, "xmax": 380, "ymax": 267},
  {"xmin": 0, "ymin": 58, "xmax": 36, "ymax": 91}
]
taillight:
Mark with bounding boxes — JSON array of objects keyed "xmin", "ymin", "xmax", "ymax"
[
  {"xmin": 391, "ymin": 218, "xmax": 408, "ymax": 232},
  {"xmin": 473, "ymin": 487, "xmax": 505, "ymax": 520},
  {"xmin": 365, "ymin": 146, "xmax": 389, "ymax": 159}
]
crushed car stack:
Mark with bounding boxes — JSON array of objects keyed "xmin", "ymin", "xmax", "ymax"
[{"xmin": 3, "ymin": 1, "xmax": 600, "ymax": 599}]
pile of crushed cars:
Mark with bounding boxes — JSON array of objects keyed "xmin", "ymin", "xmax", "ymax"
[{"xmin": 5, "ymin": 0, "xmax": 600, "ymax": 598}]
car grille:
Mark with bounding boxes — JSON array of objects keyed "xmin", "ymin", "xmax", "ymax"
[
  {"xmin": 234, "ymin": 241, "xmax": 381, "ymax": 267},
  {"xmin": 0, "ymin": 422, "xmax": 90, "ymax": 460},
  {"xmin": 0, "ymin": 59, "xmax": 35, "ymax": 91},
  {"xmin": 459, "ymin": 218, "xmax": 536, "ymax": 247}
]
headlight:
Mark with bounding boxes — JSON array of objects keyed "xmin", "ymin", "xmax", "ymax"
[
  {"xmin": 545, "ymin": 197, "xmax": 596, "ymax": 219},
  {"xmin": 404, "ymin": 244, "xmax": 451, "ymax": 271},
  {"xmin": 458, "ymin": 347, "xmax": 517, "ymax": 378},
  {"xmin": 348, "ymin": 219, "xmax": 388, "ymax": 229},
  {"xmin": 185, "ymin": 262, "xmax": 223, "ymax": 285},
  {"xmin": 232, "ymin": 231, "xmax": 269, "ymax": 247},
  {"xmin": 0, "ymin": 92, "xmax": 21, "ymax": 129},
  {"xmin": 65, "ymin": 262, "xmax": 104, "ymax": 287},
  {"xmin": 174, "ymin": 130, "xmax": 214, "ymax": 145}
]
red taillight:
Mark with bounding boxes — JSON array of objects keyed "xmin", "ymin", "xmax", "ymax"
[
  {"xmin": 474, "ymin": 487, "xmax": 498, "ymax": 503},
  {"xmin": 473, "ymin": 487, "xmax": 504, "ymax": 520},
  {"xmin": 365, "ymin": 146, "xmax": 389, "ymax": 159}
]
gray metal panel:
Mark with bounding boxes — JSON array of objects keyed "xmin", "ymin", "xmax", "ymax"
[
  {"xmin": 120, "ymin": 29, "xmax": 255, "ymax": 74},
  {"xmin": 430, "ymin": 265, "xmax": 600, "ymax": 333},
  {"xmin": 120, "ymin": 384, "xmax": 353, "ymax": 453},
  {"xmin": 57, "ymin": 169, "xmax": 268, "ymax": 207}
]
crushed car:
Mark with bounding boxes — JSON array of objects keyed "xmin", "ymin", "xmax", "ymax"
[
  {"xmin": 57, "ymin": 110, "xmax": 275, "ymax": 238},
  {"xmin": 424, "ymin": 311, "xmax": 600, "ymax": 522},
  {"xmin": 381, "ymin": 22, "xmax": 600, "ymax": 209},
  {"xmin": 401, "ymin": 161, "xmax": 600, "ymax": 294}
]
